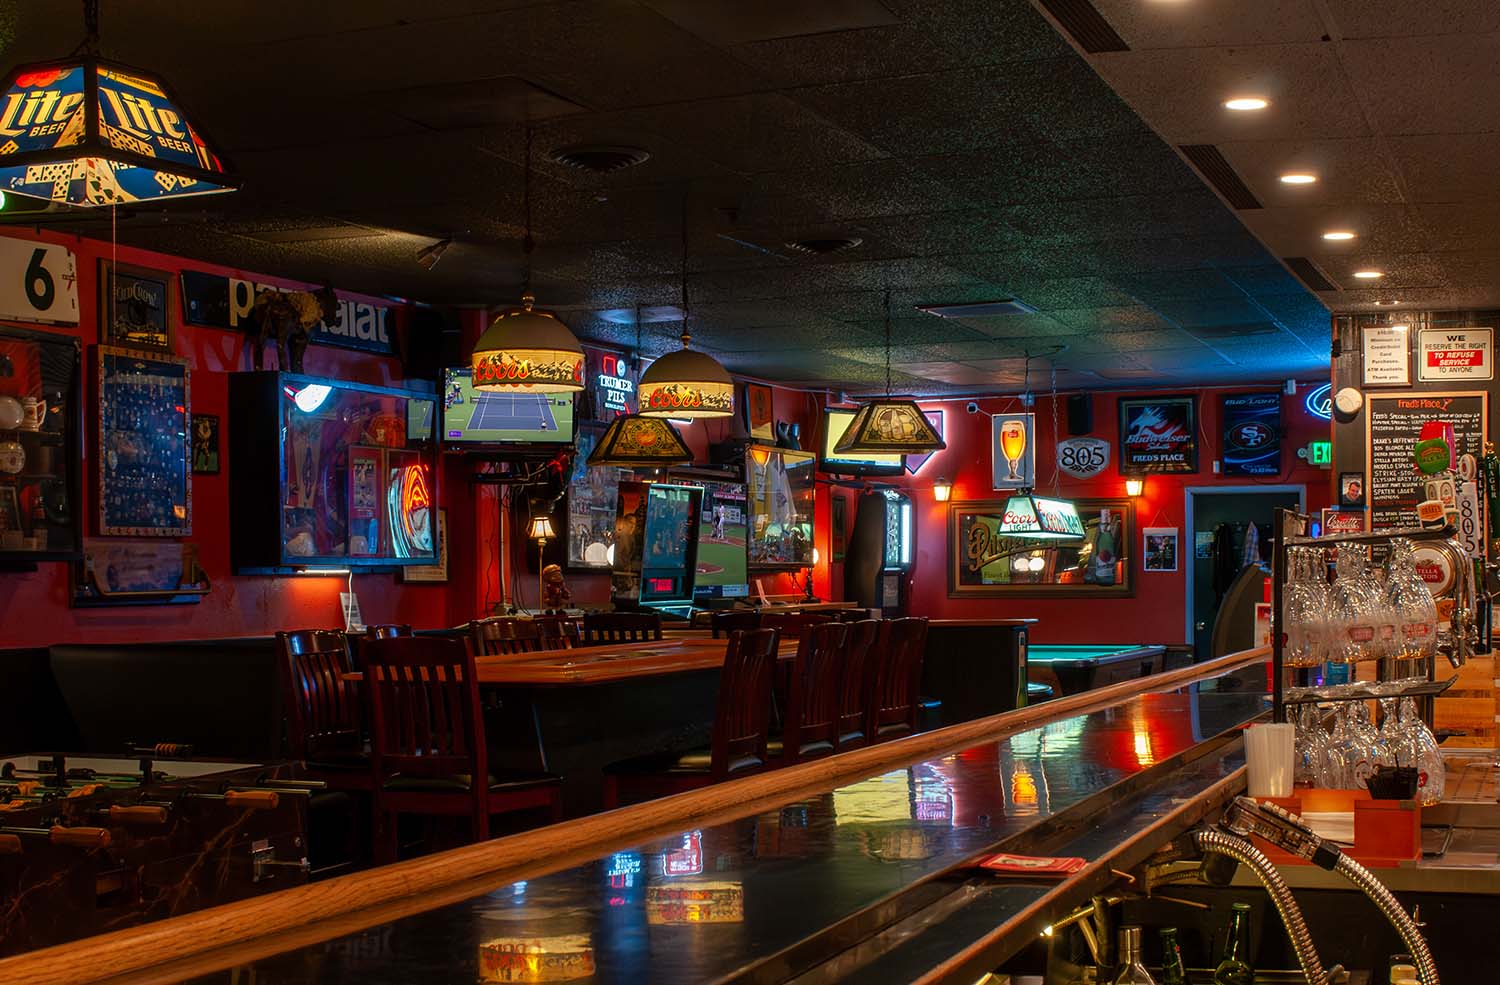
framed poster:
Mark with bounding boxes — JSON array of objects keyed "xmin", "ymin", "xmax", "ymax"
[
  {"xmin": 1118, "ymin": 396, "xmax": 1197, "ymax": 474},
  {"xmin": 947, "ymin": 498, "xmax": 1133, "ymax": 597},
  {"xmin": 1143, "ymin": 527, "xmax": 1178, "ymax": 572},
  {"xmin": 1361, "ymin": 325, "xmax": 1410, "ymax": 386},
  {"xmin": 347, "ymin": 445, "xmax": 382, "ymax": 556},
  {"xmin": 99, "ymin": 260, "xmax": 173, "ymax": 352},
  {"xmin": 96, "ymin": 346, "xmax": 190, "ymax": 537},
  {"xmin": 1417, "ymin": 327, "xmax": 1493, "ymax": 382},
  {"xmin": 745, "ymin": 383, "xmax": 774, "ymax": 441},
  {"xmin": 831, "ymin": 493, "xmax": 847, "ymax": 562},
  {"xmin": 991, "ymin": 413, "xmax": 1036, "ymax": 490},
  {"xmin": 191, "ymin": 414, "xmax": 219, "ymax": 474},
  {"xmin": 402, "ymin": 508, "xmax": 449, "ymax": 583},
  {"xmin": 1221, "ymin": 392, "xmax": 1281, "ymax": 476},
  {"xmin": 1339, "ymin": 471, "xmax": 1365, "ymax": 508},
  {"xmin": 565, "ymin": 422, "xmax": 622, "ymax": 570},
  {"xmin": 745, "ymin": 444, "xmax": 814, "ymax": 569}
]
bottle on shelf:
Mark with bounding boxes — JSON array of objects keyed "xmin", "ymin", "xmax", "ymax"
[
  {"xmin": 1113, "ymin": 926, "xmax": 1157, "ymax": 985},
  {"xmin": 1211, "ymin": 903, "xmax": 1254, "ymax": 985},
  {"xmin": 1159, "ymin": 926, "xmax": 1190, "ymax": 985}
]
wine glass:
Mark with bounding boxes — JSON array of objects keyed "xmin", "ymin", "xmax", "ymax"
[
  {"xmin": 1285, "ymin": 548, "xmax": 1330, "ymax": 668},
  {"xmin": 1399, "ymin": 697, "xmax": 1446, "ymax": 805}
]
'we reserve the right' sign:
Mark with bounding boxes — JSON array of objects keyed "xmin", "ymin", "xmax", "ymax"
[{"xmin": 1418, "ymin": 327, "xmax": 1493, "ymax": 382}]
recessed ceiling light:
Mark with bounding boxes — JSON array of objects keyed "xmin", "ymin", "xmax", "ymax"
[
  {"xmin": 1353, "ymin": 270, "xmax": 1383, "ymax": 279},
  {"xmin": 1224, "ymin": 97, "xmax": 1269, "ymax": 111},
  {"xmin": 1322, "ymin": 231, "xmax": 1357, "ymax": 241},
  {"xmin": 1373, "ymin": 299, "xmax": 1402, "ymax": 306},
  {"xmin": 1279, "ymin": 173, "xmax": 1317, "ymax": 185}
]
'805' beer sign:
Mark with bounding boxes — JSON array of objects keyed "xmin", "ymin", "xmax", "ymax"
[{"xmin": 180, "ymin": 270, "xmax": 394, "ymax": 354}]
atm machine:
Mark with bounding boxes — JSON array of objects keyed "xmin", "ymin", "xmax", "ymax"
[
  {"xmin": 610, "ymin": 481, "xmax": 703, "ymax": 620},
  {"xmin": 843, "ymin": 488, "xmax": 913, "ymax": 617}
]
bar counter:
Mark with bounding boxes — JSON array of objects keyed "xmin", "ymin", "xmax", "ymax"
[{"xmin": 0, "ymin": 648, "xmax": 1269, "ymax": 985}]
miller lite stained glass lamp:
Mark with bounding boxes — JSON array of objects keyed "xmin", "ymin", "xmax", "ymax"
[
  {"xmin": 0, "ymin": 1, "xmax": 238, "ymax": 207},
  {"xmin": 471, "ymin": 293, "xmax": 585, "ymax": 393},
  {"xmin": 586, "ymin": 414, "xmax": 693, "ymax": 468},
  {"xmin": 834, "ymin": 290, "xmax": 946, "ymax": 456}
]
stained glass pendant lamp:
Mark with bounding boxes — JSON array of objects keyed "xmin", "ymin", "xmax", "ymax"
[
  {"xmin": 834, "ymin": 290, "xmax": 946, "ymax": 455},
  {"xmin": 471, "ymin": 125, "xmax": 584, "ymax": 393},
  {"xmin": 637, "ymin": 192, "xmax": 734, "ymax": 418},
  {"xmin": 0, "ymin": 0, "xmax": 239, "ymax": 206},
  {"xmin": 997, "ymin": 493, "xmax": 1085, "ymax": 540},
  {"xmin": 586, "ymin": 414, "xmax": 693, "ymax": 468}
]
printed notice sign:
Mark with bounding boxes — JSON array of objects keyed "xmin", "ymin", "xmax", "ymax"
[
  {"xmin": 1362, "ymin": 325, "xmax": 1410, "ymax": 386},
  {"xmin": 1417, "ymin": 327, "xmax": 1493, "ymax": 382}
]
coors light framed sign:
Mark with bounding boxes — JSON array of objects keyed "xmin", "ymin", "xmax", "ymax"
[{"xmin": 1118, "ymin": 396, "xmax": 1197, "ymax": 474}]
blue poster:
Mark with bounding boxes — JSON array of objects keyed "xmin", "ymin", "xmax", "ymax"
[{"xmin": 1222, "ymin": 393, "xmax": 1281, "ymax": 476}]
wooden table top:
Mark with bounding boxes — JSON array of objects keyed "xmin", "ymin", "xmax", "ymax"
[{"xmin": 473, "ymin": 637, "xmax": 800, "ymax": 686}]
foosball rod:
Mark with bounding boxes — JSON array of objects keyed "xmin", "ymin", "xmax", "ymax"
[{"xmin": 0, "ymin": 825, "xmax": 110, "ymax": 848}]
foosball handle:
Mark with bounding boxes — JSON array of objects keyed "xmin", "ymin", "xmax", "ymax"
[
  {"xmin": 0, "ymin": 834, "xmax": 21, "ymax": 854},
  {"xmin": 50, "ymin": 826, "xmax": 110, "ymax": 849},
  {"xmin": 108, "ymin": 805, "xmax": 169, "ymax": 825},
  {"xmin": 223, "ymin": 790, "xmax": 279, "ymax": 810}
]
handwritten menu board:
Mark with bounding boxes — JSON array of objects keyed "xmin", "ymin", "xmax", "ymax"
[
  {"xmin": 97, "ymin": 346, "xmax": 191, "ymax": 536},
  {"xmin": 1366, "ymin": 391, "xmax": 1486, "ymax": 532}
]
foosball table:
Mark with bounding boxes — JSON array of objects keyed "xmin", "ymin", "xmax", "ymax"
[{"xmin": 0, "ymin": 746, "xmax": 314, "ymax": 955}]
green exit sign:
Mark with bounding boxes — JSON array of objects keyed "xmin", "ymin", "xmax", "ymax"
[{"xmin": 1299, "ymin": 440, "xmax": 1332, "ymax": 467}]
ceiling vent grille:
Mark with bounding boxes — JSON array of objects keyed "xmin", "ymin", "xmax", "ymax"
[
  {"xmin": 916, "ymin": 299, "xmax": 1038, "ymax": 318},
  {"xmin": 1178, "ymin": 145, "xmax": 1261, "ymax": 210},
  {"xmin": 1282, "ymin": 257, "xmax": 1339, "ymax": 293},
  {"xmin": 784, "ymin": 237, "xmax": 863, "ymax": 256},
  {"xmin": 549, "ymin": 145, "xmax": 651, "ymax": 173},
  {"xmin": 1038, "ymin": 0, "xmax": 1128, "ymax": 54}
]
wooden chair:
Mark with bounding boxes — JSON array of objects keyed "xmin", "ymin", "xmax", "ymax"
[
  {"xmin": 835, "ymin": 618, "xmax": 882, "ymax": 752},
  {"xmin": 770, "ymin": 622, "xmax": 850, "ymax": 764},
  {"xmin": 865, "ymin": 617, "xmax": 930, "ymax": 743},
  {"xmin": 582, "ymin": 611, "xmax": 663, "ymax": 645},
  {"xmin": 709, "ymin": 608, "xmax": 760, "ymax": 638},
  {"xmin": 365, "ymin": 624, "xmax": 412, "ymax": 640},
  {"xmin": 469, "ymin": 618, "xmax": 562, "ymax": 657},
  {"xmin": 275, "ymin": 630, "xmax": 367, "ymax": 778},
  {"xmin": 533, "ymin": 614, "xmax": 580, "ymax": 649},
  {"xmin": 363, "ymin": 636, "xmax": 562, "ymax": 863},
  {"xmin": 603, "ymin": 628, "xmax": 780, "ymax": 808},
  {"xmin": 760, "ymin": 610, "xmax": 836, "ymax": 641}
]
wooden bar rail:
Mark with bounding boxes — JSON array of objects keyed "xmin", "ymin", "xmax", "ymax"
[{"xmin": 0, "ymin": 647, "xmax": 1268, "ymax": 985}]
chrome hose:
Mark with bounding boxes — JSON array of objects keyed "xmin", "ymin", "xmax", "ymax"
[
  {"xmin": 1333, "ymin": 853, "xmax": 1439, "ymax": 985},
  {"xmin": 1194, "ymin": 829, "xmax": 1330, "ymax": 985}
]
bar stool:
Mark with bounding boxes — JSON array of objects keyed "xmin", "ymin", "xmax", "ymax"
[
  {"xmin": 769, "ymin": 622, "xmax": 850, "ymax": 764},
  {"xmin": 760, "ymin": 610, "xmax": 836, "ymax": 641},
  {"xmin": 835, "ymin": 619, "xmax": 882, "ymax": 751},
  {"xmin": 710, "ymin": 608, "xmax": 760, "ymax": 638},
  {"xmin": 602, "ymin": 628, "xmax": 780, "ymax": 808},
  {"xmin": 581, "ymin": 611, "xmax": 662, "ymax": 645},
  {"xmin": 275, "ymin": 630, "xmax": 367, "ymax": 779},
  {"xmin": 866, "ymin": 617, "xmax": 930, "ymax": 743}
]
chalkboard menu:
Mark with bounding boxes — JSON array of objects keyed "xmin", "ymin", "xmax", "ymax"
[
  {"xmin": 97, "ymin": 346, "xmax": 191, "ymax": 537},
  {"xmin": 1366, "ymin": 391, "xmax": 1486, "ymax": 531}
]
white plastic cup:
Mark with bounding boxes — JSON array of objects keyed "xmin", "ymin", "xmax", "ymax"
[{"xmin": 1246, "ymin": 722, "xmax": 1296, "ymax": 798}]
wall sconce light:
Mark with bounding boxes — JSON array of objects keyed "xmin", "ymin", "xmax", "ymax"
[
  {"xmin": 812, "ymin": 547, "xmax": 821, "ymax": 566},
  {"xmin": 1125, "ymin": 477, "xmax": 1145, "ymax": 498},
  {"xmin": 933, "ymin": 477, "xmax": 953, "ymax": 502}
]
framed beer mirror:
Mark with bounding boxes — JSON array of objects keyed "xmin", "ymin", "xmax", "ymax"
[{"xmin": 947, "ymin": 497, "xmax": 1135, "ymax": 597}]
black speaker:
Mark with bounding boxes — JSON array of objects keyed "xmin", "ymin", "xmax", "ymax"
[
  {"xmin": 1066, "ymin": 393, "xmax": 1092, "ymax": 435},
  {"xmin": 402, "ymin": 305, "xmax": 464, "ymax": 384}
]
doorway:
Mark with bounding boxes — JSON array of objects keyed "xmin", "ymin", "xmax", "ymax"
[{"xmin": 1185, "ymin": 486, "xmax": 1304, "ymax": 657}]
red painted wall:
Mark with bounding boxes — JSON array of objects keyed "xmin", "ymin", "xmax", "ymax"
[
  {"xmin": 0, "ymin": 229, "xmax": 463, "ymax": 646},
  {"xmin": 816, "ymin": 385, "xmax": 1333, "ymax": 644}
]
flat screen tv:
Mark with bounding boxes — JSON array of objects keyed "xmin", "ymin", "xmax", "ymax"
[
  {"xmin": 441, "ymin": 367, "xmax": 574, "ymax": 446},
  {"xmin": 687, "ymin": 479, "xmax": 750, "ymax": 600},
  {"xmin": 745, "ymin": 445, "xmax": 815, "ymax": 569},
  {"xmin": 820, "ymin": 408, "xmax": 905, "ymax": 476}
]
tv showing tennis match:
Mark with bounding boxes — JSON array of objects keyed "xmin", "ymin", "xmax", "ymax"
[
  {"xmin": 692, "ymin": 480, "xmax": 749, "ymax": 599},
  {"xmin": 442, "ymin": 368, "xmax": 574, "ymax": 445}
]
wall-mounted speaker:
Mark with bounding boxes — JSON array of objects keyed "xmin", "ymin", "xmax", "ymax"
[
  {"xmin": 402, "ymin": 305, "xmax": 464, "ymax": 383},
  {"xmin": 1067, "ymin": 393, "xmax": 1092, "ymax": 435}
]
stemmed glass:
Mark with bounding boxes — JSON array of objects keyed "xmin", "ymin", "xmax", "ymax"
[
  {"xmin": 1293, "ymin": 703, "xmax": 1338, "ymax": 787},
  {"xmin": 1330, "ymin": 549, "xmax": 1382, "ymax": 665},
  {"xmin": 1285, "ymin": 548, "xmax": 1330, "ymax": 668},
  {"xmin": 1385, "ymin": 538, "xmax": 1439, "ymax": 671},
  {"xmin": 1399, "ymin": 697, "xmax": 1445, "ymax": 805}
]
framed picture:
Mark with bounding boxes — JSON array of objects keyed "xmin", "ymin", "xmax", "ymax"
[
  {"xmin": 191, "ymin": 414, "xmax": 219, "ymax": 474},
  {"xmin": 1118, "ymin": 396, "xmax": 1197, "ymax": 474},
  {"xmin": 565, "ymin": 422, "xmax": 622, "ymax": 570},
  {"xmin": 1221, "ymin": 393, "xmax": 1281, "ymax": 477},
  {"xmin": 97, "ymin": 346, "xmax": 191, "ymax": 537},
  {"xmin": 99, "ymin": 261, "xmax": 173, "ymax": 352},
  {"xmin": 831, "ymin": 493, "xmax": 847, "ymax": 562},
  {"xmin": 402, "ymin": 508, "xmax": 449, "ymax": 582},
  {"xmin": 745, "ymin": 444, "xmax": 815, "ymax": 569},
  {"xmin": 991, "ymin": 412, "xmax": 1036, "ymax": 490},
  {"xmin": 947, "ymin": 498, "xmax": 1134, "ymax": 597},
  {"xmin": 1339, "ymin": 471, "xmax": 1366, "ymax": 509},
  {"xmin": 745, "ymin": 383, "xmax": 774, "ymax": 441},
  {"xmin": 1143, "ymin": 527, "xmax": 1179, "ymax": 572}
]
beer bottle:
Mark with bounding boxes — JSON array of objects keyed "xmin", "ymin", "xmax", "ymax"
[
  {"xmin": 1112, "ymin": 926, "xmax": 1157, "ymax": 984},
  {"xmin": 1159, "ymin": 926, "xmax": 1190, "ymax": 985},
  {"xmin": 1212, "ymin": 904, "xmax": 1253, "ymax": 985}
]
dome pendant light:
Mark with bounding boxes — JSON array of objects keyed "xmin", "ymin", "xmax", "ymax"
[
  {"xmin": 637, "ymin": 191, "xmax": 734, "ymax": 418},
  {"xmin": 834, "ymin": 290, "xmax": 946, "ymax": 455},
  {"xmin": 471, "ymin": 124, "xmax": 584, "ymax": 393}
]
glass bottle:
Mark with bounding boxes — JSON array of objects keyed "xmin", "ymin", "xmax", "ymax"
[
  {"xmin": 1160, "ymin": 926, "xmax": 1190, "ymax": 985},
  {"xmin": 1212, "ymin": 903, "xmax": 1254, "ymax": 985},
  {"xmin": 1113, "ymin": 926, "xmax": 1158, "ymax": 985}
]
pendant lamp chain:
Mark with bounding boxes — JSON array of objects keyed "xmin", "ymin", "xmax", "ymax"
[
  {"xmin": 77, "ymin": 0, "xmax": 100, "ymax": 56},
  {"xmin": 521, "ymin": 123, "xmax": 534, "ymax": 303},
  {"xmin": 679, "ymin": 191, "xmax": 691, "ymax": 349},
  {"xmin": 883, "ymin": 289, "xmax": 893, "ymax": 398}
]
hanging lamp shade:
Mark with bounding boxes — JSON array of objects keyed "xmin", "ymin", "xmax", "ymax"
[
  {"xmin": 586, "ymin": 414, "xmax": 693, "ymax": 467},
  {"xmin": 996, "ymin": 493, "xmax": 1084, "ymax": 540},
  {"xmin": 0, "ymin": 57, "xmax": 238, "ymax": 206},
  {"xmin": 833, "ymin": 398, "xmax": 945, "ymax": 455},
  {"xmin": 637, "ymin": 334, "xmax": 734, "ymax": 419},
  {"xmin": 471, "ymin": 292, "xmax": 584, "ymax": 392}
]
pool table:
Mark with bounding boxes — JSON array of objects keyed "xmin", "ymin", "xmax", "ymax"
[{"xmin": 1026, "ymin": 643, "xmax": 1168, "ymax": 698}]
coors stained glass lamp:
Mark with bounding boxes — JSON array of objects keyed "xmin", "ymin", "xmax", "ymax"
[
  {"xmin": 586, "ymin": 414, "xmax": 693, "ymax": 468},
  {"xmin": 997, "ymin": 494, "xmax": 1085, "ymax": 540},
  {"xmin": 637, "ymin": 331, "xmax": 735, "ymax": 419},
  {"xmin": 471, "ymin": 293, "xmax": 585, "ymax": 393}
]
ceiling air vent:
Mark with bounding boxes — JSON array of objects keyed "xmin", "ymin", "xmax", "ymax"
[
  {"xmin": 549, "ymin": 145, "xmax": 651, "ymax": 173},
  {"xmin": 1282, "ymin": 257, "xmax": 1339, "ymax": 293},
  {"xmin": 1038, "ymin": 0, "xmax": 1128, "ymax": 54},
  {"xmin": 916, "ymin": 299, "xmax": 1038, "ymax": 318},
  {"xmin": 784, "ymin": 236, "xmax": 862, "ymax": 256},
  {"xmin": 1178, "ymin": 145, "xmax": 1261, "ymax": 210}
]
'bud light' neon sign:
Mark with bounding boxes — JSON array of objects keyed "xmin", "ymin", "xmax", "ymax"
[{"xmin": 1304, "ymin": 383, "xmax": 1332, "ymax": 421}]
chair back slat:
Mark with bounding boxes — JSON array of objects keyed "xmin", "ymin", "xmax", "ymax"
[
  {"xmin": 710, "ymin": 609, "xmax": 760, "ymax": 639},
  {"xmin": 782, "ymin": 622, "xmax": 850, "ymax": 760},
  {"xmin": 837, "ymin": 619, "xmax": 881, "ymax": 740},
  {"xmin": 365, "ymin": 624, "xmax": 412, "ymax": 640},
  {"xmin": 364, "ymin": 637, "xmax": 486, "ymax": 783},
  {"xmin": 276, "ymin": 630, "xmax": 361, "ymax": 762},
  {"xmin": 582, "ymin": 611, "xmax": 663, "ymax": 645},
  {"xmin": 470, "ymin": 617, "xmax": 574, "ymax": 657},
  {"xmin": 759, "ymin": 610, "xmax": 837, "ymax": 641},
  {"xmin": 868, "ymin": 618, "xmax": 930, "ymax": 739},
  {"xmin": 710, "ymin": 628, "xmax": 779, "ymax": 776}
]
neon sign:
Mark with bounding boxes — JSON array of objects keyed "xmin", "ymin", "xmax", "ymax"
[
  {"xmin": 1304, "ymin": 383, "xmax": 1332, "ymax": 421},
  {"xmin": 595, "ymin": 352, "xmax": 635, "ymax": 416}
]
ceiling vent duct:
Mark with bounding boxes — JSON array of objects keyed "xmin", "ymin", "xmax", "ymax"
[
  {"xmin": 784, "ymin": 236, "xmax": 863, "ymax": 255},
  {"xmin": 916, "ymin": 299, "xmax": 1039, "ymax": 318},
  {"xmin": 1282, "ymin": 257, "xmax": 1339, "ymax": 293},
  {"xmin": 1178, "ymin": 145, "xmax": 1262, "ymax": 210},
  {"xmin": 549, "ymin": 145, "xmax": 651, "ymax": 173},
  {"xmin": 1038, "ymin": 0, "xmax": 1128, "ymax": 53}
]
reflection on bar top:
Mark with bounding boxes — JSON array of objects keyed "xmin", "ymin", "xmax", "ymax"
[{"xmin": 173, "ymin": 671, "xmax": 1267, "ymax": 985}]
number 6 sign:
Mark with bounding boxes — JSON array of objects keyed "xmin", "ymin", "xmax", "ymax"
[{"xmin": 0, "ymin": 237, "xmax": 78, "ymax": 326}]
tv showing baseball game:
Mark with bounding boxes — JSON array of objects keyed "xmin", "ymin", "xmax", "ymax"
[
  {"xmin": 441, "ymin": 367, "xmax": 574, "ymax": 445},
  {"xmin": 688, "ymin": 479, "xmax": 750, "ymax": 600}
]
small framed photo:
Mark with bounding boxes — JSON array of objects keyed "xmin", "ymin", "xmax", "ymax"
[
  {"xmin": 745, "ymin": 382, "xmax": 774, "ymax": 441},
  {"xmin": 402, "ymin": 508, "xmax": 449, "ymax": 583},
  {"xmin": 99, "ymin": 260, "xmax": 174, "ymax": 352},
  {"xmin": 191, "ymin": 414, "xmax": 220, "ymax": 474},
  {"xmin": 1143, "ymin": 527, "xmax": 1179, "ymax": 573},
  {"xmin": 1339, "ymin": 471, "xmax": 1366, "ymax": 509}
]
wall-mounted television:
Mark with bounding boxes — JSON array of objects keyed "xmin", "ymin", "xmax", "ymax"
[
  {"xmin": 687, "ymin": 479, "xmax": 750, "ymax": 600},
  {"xmin": 611, "ymin": 481, "xmax": 702, "ymax": 608},
  {"xmin": 819, "ymin": 408, "xmax": 905, "ymax": 476},
  {"xmin": 441, "ymin": 367, "xmax": 574, "ymax": 446},
  {"xmin": 746, "ymin": 445, "xmax": 815, "ymax": 569}
]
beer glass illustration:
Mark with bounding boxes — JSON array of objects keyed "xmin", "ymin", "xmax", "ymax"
[{"xmin": 999, "ymin": 419, "xmax": 1027, "ymax": 483}]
